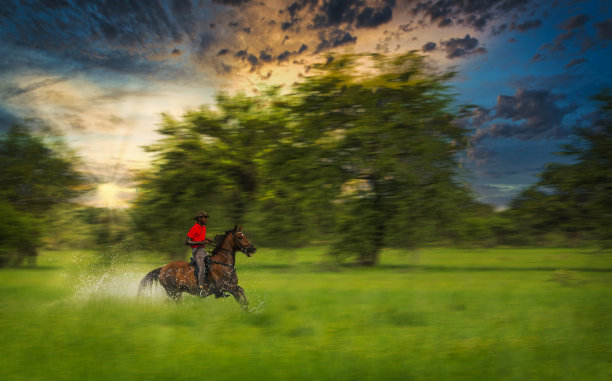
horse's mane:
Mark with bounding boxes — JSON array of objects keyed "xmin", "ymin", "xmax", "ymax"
[{"xmin": 210, "ymin": 230, "xmax": 232, "ymax": 255}]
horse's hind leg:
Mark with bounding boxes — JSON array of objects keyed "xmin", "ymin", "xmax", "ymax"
[
  {"xmin": 165, "ymin": 288, "xmax": 183, "ymax": 303},
  {"xmin": 229, "ymin": 285, "xmax": 248, "ymax": 309}
]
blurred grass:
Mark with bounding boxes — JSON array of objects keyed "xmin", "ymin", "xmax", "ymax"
[{"xmin": 1, "ymin": 247, "xmax": 610, "ymax": 380}]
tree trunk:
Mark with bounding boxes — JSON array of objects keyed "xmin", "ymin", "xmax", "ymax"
[
  {"xmin": 358, "ymin": 249, "xmax": 380, "ymax": 266},
  {"xmin": 358, "ymin": 200, "xmax": 386, "ymax": 266}
]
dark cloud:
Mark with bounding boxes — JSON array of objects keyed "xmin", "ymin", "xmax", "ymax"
[
  {"xmin": 470, "ymin": 89, "xmax": 577, "ymax": 143},
  {"xmin": 312, "ymin": 0, "xmax": 396, "ymax": 29},
  {"xmin": 467, "ymin": 14, "xmax": 491, "ymax": 31},
  {"xmin": 278, "ymin": 51, "xmax": 292, "ymax": 62},
  {"xmin": 544, "ymin": 14, "xmax": 595, "ymax": 53},
  {"xmin": 561, "ymin": 14, "xmax": 590, "ymax": 30},
  {"xmin": 421, "ymin": 41, "xmax": 436, "ymax": 52},
  {"xmin": 235, "ymin": 49, "xmax": 248, "ymax": 59},
  {"xmin": 530, "ymin": 53, "xmax": 544, "ymax": 62},
  {"xmin": 409, "ymin": 0, "xmax": 534, "ymax": 32},
  {"xmin": 439, "ymin": 34, "xmax": 486, "ymax": 59},
  {"xmin": 0, "ymin": 0, "xmax": 397, "ymax": 82},
  {"xmin": 279, "ymin": 0, "xmax": 318, "ymax": 31},
  {"xmin": 246, "ymin": 54, "xmax": 259, "ymax": 68},
  {"xmin": 545, "ymin": 30, "xmax": 575, "ymax": 52},
  {"xmin": 356, "ymin": 3, "xmax": 394, "ymax": 28},
  {"xmin": 594, "ymin": 18, "xmax": 612, "ymax": 41},
  {"xmin": 399, "ymin": 22, "xmax": 416, "ymax": 33},
  {"xmin": 510, "ymin": 19, "xmax": 541, "ymax": 32},
  {"xmin": 563, "ymin": 58, "xmax": 586, "ymax": 69},
  {"xmin": 228, "ymin": 22, "xmax": 251, "ymax": 34},
  {"xmin": 277, "ymin": 44, "xmax": 310, "ymax": 62},
  {"xmin": 315, "ymin": 29, "xmax": 357, "ymax": 53},
  {"xmin": 490, "ymin": 24, "xmax": 507, "ymax": 36},
  {"xmin": 313, "ymin": 0, "xmax": 360, "ymax": 28},
  {"xmin": 437, "ymin": 17, "xmax": 453, "ymax": 27},
  {"xmin": 259, "ymin": 50, "xmax": 273, "ymax": 63}
]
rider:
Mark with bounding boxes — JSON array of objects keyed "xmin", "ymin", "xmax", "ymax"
[{"xmin": 185, "ymin": 211, "xmax": 213, "ymax": 295}]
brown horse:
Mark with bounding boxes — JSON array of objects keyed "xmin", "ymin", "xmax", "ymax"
[{"xmin": 138, "ymin": 225, "xmax": 256, "ymax": 308}]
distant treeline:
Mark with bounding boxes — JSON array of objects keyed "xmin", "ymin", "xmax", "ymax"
[{"xmin": 1, "ymin": 53, "xmax": 610, "ymax": 267}]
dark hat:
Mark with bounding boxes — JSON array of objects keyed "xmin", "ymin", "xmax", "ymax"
[{"xmin": 194, "ymin": 211, "xmax": 210, "ymax": 220}]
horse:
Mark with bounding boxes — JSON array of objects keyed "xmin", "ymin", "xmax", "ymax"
[{"xmin": 138, "ymin": 225, "xmax": 256, "ymax": 308}]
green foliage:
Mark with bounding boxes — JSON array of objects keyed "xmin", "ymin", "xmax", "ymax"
[
  {"xmin": 508, "ymin": 91, "xmax": 612, "ymax": 247},
  {"xmin": 132, "ymin": 52, "xmax": 476, "ymax": 263},
  {"xmin": 131, "ymin": 96, "xmax": 284, "ymax": 257},
  {"xmin": 0, "ymin": 200, "xmax": 38, "ymax": 266},
  {"xmin": 43, "ymin": 206, "xmax": 132, "ymax": 250},
  {"xmin": 0, "ymin": 125, "xmax": 85, "ymax": 266},
  {"xmin": 0, "ymin": 125, "xmax": 83, "ymax": 211},
  {"xmin": 284, "ymin": 53, "xmax": 473, "ymax": 263}
]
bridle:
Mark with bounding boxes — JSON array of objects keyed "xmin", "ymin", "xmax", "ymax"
[
  {"xmin": 205, "ymin": 230, "xmax": 256, "ymax": 270},
  {"xmin": 230, "ymin": 231, "xmax": 256, "ymax": 257}
]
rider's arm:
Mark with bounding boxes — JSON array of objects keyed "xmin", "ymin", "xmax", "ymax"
[
  {"xmin": 185, "ymin": 224, "xmax": 206, "ymax": 246},
  {"xmin": 185, "ymin": 237, "xmax": 206, "ymax": 246}
]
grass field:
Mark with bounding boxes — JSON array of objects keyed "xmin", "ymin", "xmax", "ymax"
[{"xmin": 1, "ymin": 247, "xmax": 610, "ymax": 380}]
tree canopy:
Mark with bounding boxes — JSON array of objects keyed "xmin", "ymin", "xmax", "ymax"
[
  {"xmin": 0, "ymin": 125, "xmax": 85, "ymax": 266},
  {"xmin": 507, "ymin": 90, "xmax": 612, "ymax": 247},
  {"xmin": 132, "ymin": 53, "xmax": 478, "ymax": 263}
]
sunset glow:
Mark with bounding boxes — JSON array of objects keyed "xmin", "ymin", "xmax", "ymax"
[
  {"xmin": 93, "ymin": 183, "xmax": 133, "ymax": 209},
  {"xmin": 1, "ymin": 1, "xmax": 610, "ymax": 208}
]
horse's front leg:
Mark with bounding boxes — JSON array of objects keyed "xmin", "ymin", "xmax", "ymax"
[{"xmin": 228, "ymin": 285, "xmax": 248, "ymax": 309}]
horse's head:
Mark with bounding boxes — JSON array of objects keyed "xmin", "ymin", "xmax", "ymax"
[{"xmin": 231, "ymin": 225, "xmax": 257, "ymax": 257}]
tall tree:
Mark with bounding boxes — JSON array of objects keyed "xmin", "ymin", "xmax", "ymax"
[
  {"xmin": 279, "ymin": 53, "xmax": 472, "ymax": 264},
  {"xmin": 0, "ymin": 125, "xmax": 84, "ymax": 266},
  {"xmin": 133, "ymin": 52, "xmax": 476, "ymax": 262},
  {"xmin": 509, "ymin": 91, "xmax": 612, "ymax": 246},
  {"xmin": 131, "ymin": 94, "xmax": 282, "ymax": 257}
]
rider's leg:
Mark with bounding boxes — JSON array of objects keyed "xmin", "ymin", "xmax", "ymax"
[
  {"xmin": 196, "ymin": 256, "xmax": 206, "ymax": 287},
  {"xmin": 192, "ymin": 248, "xmax": 207, "ymax": 296}
]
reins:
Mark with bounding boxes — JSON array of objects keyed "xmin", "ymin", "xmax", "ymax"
[
  {"xmin": 206, "ymin": 255, "xmax": 235, "ymax": 271},
  {"xmin": 204, "ymin": 231, "xmax": 245, "ymax": 270}
]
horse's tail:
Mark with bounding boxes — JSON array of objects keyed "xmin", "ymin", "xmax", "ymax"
[{"xmin": 138, "ymin": 267, "xmax": 162, "ymax": 297}]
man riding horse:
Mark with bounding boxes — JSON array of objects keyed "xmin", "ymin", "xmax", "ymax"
[{"xmin": 185, "ymin": 210, "xmax": 228, "ymax": 298}]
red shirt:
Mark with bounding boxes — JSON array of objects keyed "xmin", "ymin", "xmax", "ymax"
[{"xmin": 187, "ymin": 223, "xmax": 206, "ymax": 248}]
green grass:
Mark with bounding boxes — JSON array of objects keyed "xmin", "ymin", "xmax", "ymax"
[{"xmin": 1, "ymin": 247, "xmax": 610, "ymax": 380}]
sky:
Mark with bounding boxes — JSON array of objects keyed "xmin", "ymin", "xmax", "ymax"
[{"xmin": 0, "ymin": 0, "xmax": 611, "ymax": 209}]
